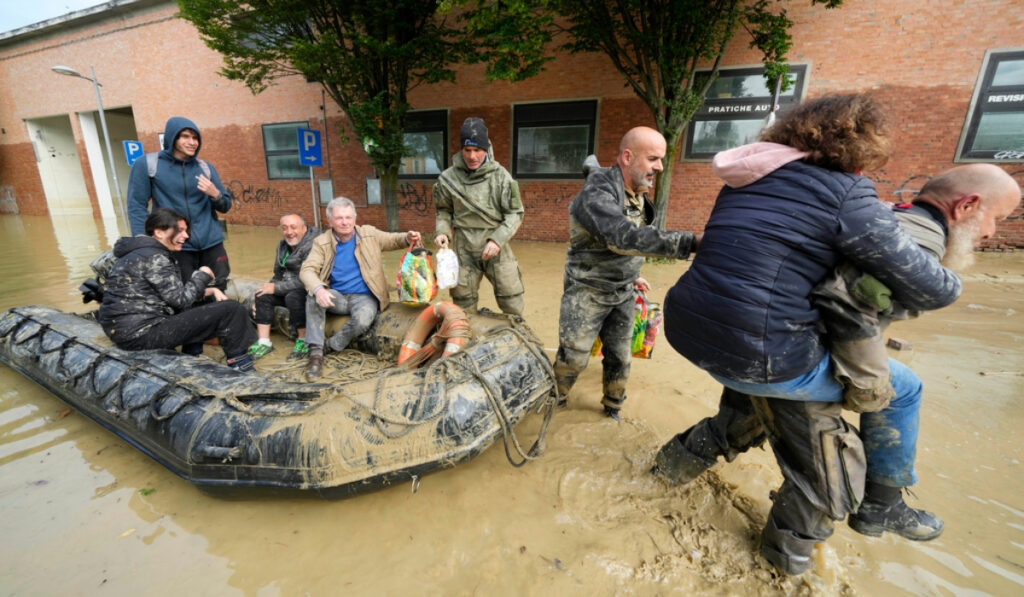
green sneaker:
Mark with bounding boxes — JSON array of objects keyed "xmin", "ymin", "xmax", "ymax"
[
  {"xmin": 247, "ymin": 342, "xmax": 274, "ymax": 360},
  {"xmin": 288, "ymin": 339, "xmax": 310, "ymax": 360}
]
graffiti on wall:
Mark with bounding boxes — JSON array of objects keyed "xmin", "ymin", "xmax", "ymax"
[
  {"xmin": 397, "ymin": 182, "xmax": 431, "ymax": 215},
  {"xmin": 226, "ymin": 180, "xmax": 283, "ymax": 210},
  {"xmin": 393, "ymin": 180, "xmax": 583, "ymax": 216}
]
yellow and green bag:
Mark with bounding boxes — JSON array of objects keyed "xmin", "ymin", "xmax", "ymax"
[{"xmin": 396, "ymin": 243, "xmax": 437, "ymax": 306}]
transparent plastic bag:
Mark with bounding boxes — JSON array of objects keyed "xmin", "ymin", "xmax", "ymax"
[{"xmin": 435, "ymin": 247, "xmax": 459, "ymax": 290}]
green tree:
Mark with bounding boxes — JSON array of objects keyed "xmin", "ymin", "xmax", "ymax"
[
  {"xmin": 177, "ymin": 0, "xmax": 465, "ymax": 231},
  {"xmin": 464, "ymin": 0, "xmax": 842, "ymax": 228}
]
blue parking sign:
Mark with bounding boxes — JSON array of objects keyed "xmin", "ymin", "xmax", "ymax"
[
  {"xmin": 297, "ymin": 129, "xmax": 323, "ymax": 167},
  {"xmin": 123, "ymin": 140, "xmax": 144, "ymax": 166}
]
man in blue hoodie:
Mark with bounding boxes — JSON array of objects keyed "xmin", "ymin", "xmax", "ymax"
[{"xmin": 127, "ymin": 117, "xmax": 233, "ymax": 291}]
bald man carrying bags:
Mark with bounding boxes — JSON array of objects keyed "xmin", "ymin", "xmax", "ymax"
[{"xmin": 554, "ymin": 127, "xmax": 699, "ymax": 420}]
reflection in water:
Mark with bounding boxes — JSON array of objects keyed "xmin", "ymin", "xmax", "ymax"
[
  {"xmin": 49, "ymin": 213, "xmax": 110, "ymax": 283},
  {"xmin": 1, "ymin": 213, "xmax": 1023, "ymax": 595}
]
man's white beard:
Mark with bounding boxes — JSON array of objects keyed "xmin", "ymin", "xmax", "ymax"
[{"xmin": 942, "ymin": 216, "xmax": 981, "ymax": 272}]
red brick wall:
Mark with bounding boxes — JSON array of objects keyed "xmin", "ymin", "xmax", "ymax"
[{"xmin": 1, "ymin": 0, "xmax": 1021, "ymax": 247}]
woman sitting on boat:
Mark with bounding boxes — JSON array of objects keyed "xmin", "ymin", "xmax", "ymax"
[{"xmin": 98, "ymin": 207, "xmax": 258, "ymax": 371}]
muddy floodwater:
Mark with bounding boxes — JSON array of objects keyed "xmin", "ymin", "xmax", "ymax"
[{"xmin": 1, "ymin": 213, "xmax": 1022, "ymax": 596}]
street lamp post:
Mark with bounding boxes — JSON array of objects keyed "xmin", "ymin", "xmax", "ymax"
[{"xmin": 51, "ymin": 65, "xmax": 129, "ymax": 230}]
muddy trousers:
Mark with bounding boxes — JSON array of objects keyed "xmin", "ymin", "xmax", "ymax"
[
  {"xmin": 254, "ymin": 288, "xmax": 307, "ymax": 334},
  {"xmin": 116, "ymin": 300, "xmax": 256, "ymax": 360},
  {"xmin": 305, "ymin": 291, "xmax": 377, "ymax": 353},
  {"xmin": 664, "ymin": 388, "xmax": 863, "ymax": 564},
  {"xmin": 451, "ymin": 236, "xmax": 524, "ymax": 316},
  {"xmin": 553, "ymin": 282, "xmax": 633, "ymax": 411}
]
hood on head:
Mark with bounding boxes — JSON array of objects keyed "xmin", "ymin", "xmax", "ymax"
[
  {"xmin": 162, "ymin": 116, "xmax": 202, "ymax": 157},
  {"xmin": 113, "ymin": 235, "xmax": 164, "ymax": 258},
  {"xmin": 712, "ymin": 142, "xmax": 808, "ymax": 188}
]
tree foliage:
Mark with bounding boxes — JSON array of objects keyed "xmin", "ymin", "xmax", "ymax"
[
  {"xmin": 464, "ymin": 0, "xmax": 842, "ymax": 228},
  {"xmin": 177, "ymin": 0, "xmax": 466, "ymax": 231}
]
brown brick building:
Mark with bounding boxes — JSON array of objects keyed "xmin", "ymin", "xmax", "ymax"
[{"xmin": 1, "ymin": 0, "xmax": 1022, "ymax": 247}]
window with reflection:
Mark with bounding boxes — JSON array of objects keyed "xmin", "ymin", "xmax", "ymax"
[
  {"xmin": 513, "ymin": 100, "xmax": 597, "ymax": 178},
  {"xmin": 684, "ymin": 65, "xmax": 807, "ymax": 160},
  {"xmin": 262, "ymin": 122, "xmax": 308, "ymax": 179},
  {"xmin": 957, "ymin": 50, "xmax": 1024, "ymax": 162},
  {"xmin": 400, "ymin": 110, "xmax": 448, "ymax": 177}
]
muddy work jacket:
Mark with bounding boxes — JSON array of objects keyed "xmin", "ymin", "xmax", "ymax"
[
  {"xmin": 270, "ymin": 227, "xmax": 317, "ymax": 296},
  {"xmin": 564, "ymin": 164, "xmax": 695, "ymax": 304}
]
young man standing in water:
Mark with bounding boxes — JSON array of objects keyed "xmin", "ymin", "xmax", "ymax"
[
  {"xmin": 299, "ymin": 197, "xmax": 420, "ymax": 381},
  {"xmin": 127, "ymin": 117, "xmax": 233, "ymax": 289},
  {"xmin": 433, "ymin": 117, "xmax": 525, "ymax": 315},
  {"xmin": 653, "ymin": 92, "xmax": 1021, "ymax": 576},
  {"xmin": 553, "ymin": 126, "xmax": 698, "ymax": 420}
]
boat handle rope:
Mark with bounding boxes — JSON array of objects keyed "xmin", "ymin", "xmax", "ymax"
[
  {"xmin": 450, "ymin": 325, "xmax": 559, "ymax": 467},
  {"xmin": 6, "ymin": 311, "xmax": 208, "ymax": 423}
]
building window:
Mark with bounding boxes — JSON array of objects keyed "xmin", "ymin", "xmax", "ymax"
[
  {"xmin": 684, "ymin": 64, "xmax": 808, "ymax": 160},
  {"xmin": 513, "ymin": 100, "xmax": 597, "ymax": 179},
  {"xmin": 262, "ymin": 122, "xmax": 309, "ymax": 179},
  {"xmin": 400, "ymin": 110, "xmax": 447, "ymax": 177},
  {"xmin": 957, "ymin": 49, "xmax": 1024, "ymax": 162}
]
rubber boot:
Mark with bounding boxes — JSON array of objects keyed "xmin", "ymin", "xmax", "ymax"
[
  {"xmin": 849, "ymin": 481, "xmax": 943, "ymax": 541},
  {"xmin": 651, "ymin": 429, "xmax": 716, "ymax": 485},
  {"xmin": 759, "ymin": 483, "xmax": 835, "ymax": 576},
  {"xmin": 760, "ymin": 516, "xmax": 817, "ymax": 576}
]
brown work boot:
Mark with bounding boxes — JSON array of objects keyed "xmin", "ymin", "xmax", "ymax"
[{"xmin": 305, "ymin": 353, "xmax": 324, "ymax": 382}]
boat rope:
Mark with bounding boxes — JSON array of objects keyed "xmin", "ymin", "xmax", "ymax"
[{"xmin": 447, "ymin": 325, "xmax": 559, "ymax": 467}]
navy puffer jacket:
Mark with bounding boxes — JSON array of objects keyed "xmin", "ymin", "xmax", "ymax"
[{"xmin": 664, "ymin": 156, "xmax": 961, "ymax": 384}]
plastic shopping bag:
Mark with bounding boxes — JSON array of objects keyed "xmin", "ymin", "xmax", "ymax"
[
  {"xmin": 397, "ymin": 243, "xmax": 437, "ymax": 306},
  {"xmin": 591, "ymin": 294, "xmax": 660, "ymax": 359},
  {"xmin": 632, "ymin": 300, "xmax": 661, "ymax": 359},
  {"xmin": 435, "ymin": 248, "xmax": 459, "ymax": 290}
]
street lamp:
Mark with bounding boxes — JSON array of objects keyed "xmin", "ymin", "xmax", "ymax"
[{"xmin": 51, "ymin": 65, "xmax": 129, "ymax": 230}]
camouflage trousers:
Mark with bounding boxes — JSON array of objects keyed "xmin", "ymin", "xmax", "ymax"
[
  {"xmin": 553, "ymin": 281, "xmax": 633, "ymax": 410},
  {"xmin": 451, "ymin": 232, "xmax": 524, "ymax": 316}
]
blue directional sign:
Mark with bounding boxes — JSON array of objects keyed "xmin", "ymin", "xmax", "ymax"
[
  {"xmin": 297, "ymin": 128, "xmax": 323, "ymax": 167},
  {"xmin": 123, "ymin": 140, "xmax": 144, "ymax": 166}
]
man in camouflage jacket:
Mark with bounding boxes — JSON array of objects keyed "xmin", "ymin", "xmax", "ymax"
[
  {"xmin": 555, "ymin": 127, "xmax": 698, "ymax": 419},
  {"xmin": 433, "ymin": 117, "xmax": 525, "ymax": 315}
]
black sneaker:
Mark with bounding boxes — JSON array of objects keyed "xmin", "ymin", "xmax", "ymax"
[{"xmin": 849, "ymin": 498, "xmax": 943, "ymax": 541}]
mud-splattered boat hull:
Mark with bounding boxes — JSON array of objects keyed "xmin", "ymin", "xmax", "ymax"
[{"xmin": 0, "ymin": 305, "xmax": 555, "ymax": 498}]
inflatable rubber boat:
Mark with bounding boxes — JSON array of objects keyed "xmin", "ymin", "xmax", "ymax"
[{"xmin": 0, "ymin": 300, "xmax": 556, "ymax": 498}]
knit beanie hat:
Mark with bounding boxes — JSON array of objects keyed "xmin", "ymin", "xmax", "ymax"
[{"xmin": 459, "ymin": 117, "xmax": 490, "ymax": 151}]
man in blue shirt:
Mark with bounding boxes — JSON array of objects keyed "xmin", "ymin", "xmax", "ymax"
[{"xmin": 299, "ymin": 197, "xmax": 420, "ymax": 381}]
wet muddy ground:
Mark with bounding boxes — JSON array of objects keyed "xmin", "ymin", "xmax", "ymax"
[{"xmin": 1, "ymin": 214, "xmax": 1022, "ymax": 596}]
